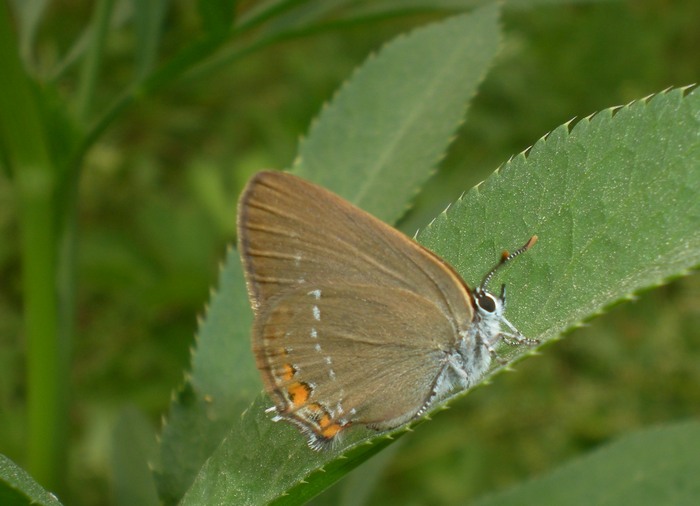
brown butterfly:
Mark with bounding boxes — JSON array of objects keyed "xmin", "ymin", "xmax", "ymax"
[{"xmin": 237, "ymin": 171, "xmax": 537, "ymax": 450}]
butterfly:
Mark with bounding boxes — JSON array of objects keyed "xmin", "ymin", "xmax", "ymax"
[{"xmin": 237, "ymin": 170, "xmax": 537, "ymax": 450}]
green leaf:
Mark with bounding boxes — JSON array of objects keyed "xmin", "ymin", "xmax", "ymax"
[
  {"xmin": 130, "ymin": 0, "xmax": 168, "ymax": 80},
  {"xmin": 238, "ymin": 0, "xmax": 590, "ymax": 44},
  {"xmin": 417, "ymin": 87, "xmax": 700, "ymax": 360},
  {"xmin": 180, "ymin": 394, "xmax": 400, "ymax": 506},
  {"xmin": 158, "ymin": 6, "xmax": 500, "ymax": 505},
  {"xmin": 0, "ymin": 2, "xmax": 53, "ymax": 175},
  {"xmin": 76, "ymin": 0, "xmax": 116, "ymax": 121},
  {"xmin": 181, "ymin": 86, "xmax": 699, "ymax": 505},
  {"xmin": 472, "ymin": 420, "xmax": 700, "ymax": 506},
  {"xmin": 294, "ymin": 4, "xmax": 501, "ymax": 223},
  {"xmin": 201, "ymin": 0, "xmax": 595, "ymax": 78},
  {"xmin": 0, "ymin": 454, "xmax": 63, "ymax": 506},
  {"xmin": 155, "ymin": 248, "xmax": 258, "ymax": 505},
  {"xmin": 8, "ymin": 0, "xmax": 50, "ymax": 67}
]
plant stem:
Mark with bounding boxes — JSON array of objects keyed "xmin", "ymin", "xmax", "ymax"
[{"xmin": 0, "ymin": 3, "xmax": 68, "ymax": 496}]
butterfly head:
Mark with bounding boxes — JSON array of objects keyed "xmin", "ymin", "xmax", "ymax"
[
  {"xmin": 473, "ymin": 284, "xmax": 505, "ymax": 320},
  {"xmin": 470, "ymin": 235, "xmax": 538, "ymax": 344}
]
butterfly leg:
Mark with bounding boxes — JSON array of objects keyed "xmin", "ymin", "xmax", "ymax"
[
  {"xmin": 474, "ymin": 323, "xmax": 507, "ymax": 365},
  {"xmin": 499, "ymin": 316, "xmax": 540, "ymax": 346},
  {"xmin": 482, "ymin": 340, "xmax": 507, "ymax": 365},
  {"xmin": 447, "ymin": 354, "xmax": 470, "ymax": 382}
]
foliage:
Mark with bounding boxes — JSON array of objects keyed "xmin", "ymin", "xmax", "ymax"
[{"xmin": 0, "ymin": 0, "xmax": 698, "ymax": 504}]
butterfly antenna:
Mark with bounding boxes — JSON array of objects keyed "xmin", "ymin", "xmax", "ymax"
[{"xmin": 480, "ymin": 235, "xmax": 538, "ymax": 291}]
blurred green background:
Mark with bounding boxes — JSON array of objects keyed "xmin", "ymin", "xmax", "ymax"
[{"xmin": 1, "ymin": 1, "xmax": 698, "ymax": 504}]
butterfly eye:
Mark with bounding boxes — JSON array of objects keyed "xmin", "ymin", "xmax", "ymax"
[{"xmin": 476, "ymin": 292, "xmax": 497, "ymax": 313}]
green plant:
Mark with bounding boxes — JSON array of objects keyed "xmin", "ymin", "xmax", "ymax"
[
  {"xmin": 176, "ymin": 79, "xmax": 700, "ymax": 506},
  {"xmin": 0, "ymin": 1, "xmax": 698, "ymax": 505}
]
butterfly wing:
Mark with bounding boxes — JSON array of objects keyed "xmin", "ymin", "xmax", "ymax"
[
  {"xmin": 254, "ymin": 283, "xmax": 458, "ymax": 445},
  {"xmin": 237, "ymin": 171, "xmax": 474, "ymax": 329},
  {"xmin": 237, "ymin": 171, "xmax": 478, "ymax": 448}
]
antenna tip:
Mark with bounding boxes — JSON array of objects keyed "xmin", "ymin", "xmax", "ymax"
[
  {"xmin": 481, "ymin": 234, "xmax": 538, "ymax": 289},
  {"xmin": 500, "ymin": 235, "xmax": 538, "ymax": 262},
  {"xmin": 525, "ymin": 235, "xmax": 538, "ymax": 250}
]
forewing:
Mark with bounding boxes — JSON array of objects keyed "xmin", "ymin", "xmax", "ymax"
[
  {"xmin": 253, "ymin": 284, "xmax": 456, "ymax": 431},
  {"xmin": 237, "ymin": 171, "xmax": 474, "ymax": 327}
]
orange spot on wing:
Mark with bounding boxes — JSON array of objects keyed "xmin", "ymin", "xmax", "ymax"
[
  {"xmin": 279, "ymin": 363, "xmax": 296, "ymax": 381},
  {"xmin": 320, "ymin": 422, "xmax": 346, "ymax": 439},
  {"xmin": 287, "ymin": 382, "xmax": 311, "ymax": 407},
  {"xmin": 264, "ymin": 347, "xmax": 288, "ymax": 360},
  {"xmin": 318, "ymin": 413, "xmax": 332, "ymax": 429}
]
